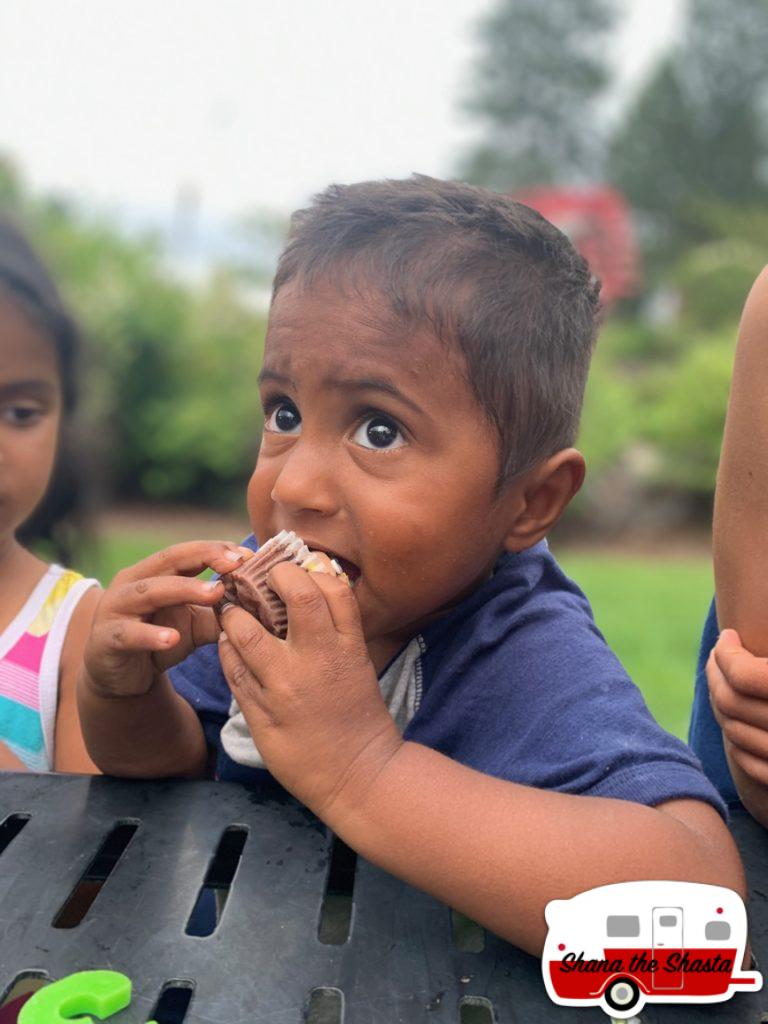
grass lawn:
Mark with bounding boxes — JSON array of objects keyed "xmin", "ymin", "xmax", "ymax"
[{"xmin": 80, "ymin": 531, "xmax": 713, "ymax": 742}]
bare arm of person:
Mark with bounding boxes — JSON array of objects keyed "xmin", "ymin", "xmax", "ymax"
[
  {"xmin": 0, "ymin": 740, "xmax": 27, "ymax": 771},
  {"xmin": 713, "ymin": 266, "xmax": 768, "ymax": 646},
  {"xmin": 708, "ymin": 268, "xmax": 768, "ymax": 825},
  {"xmin": 54, "ymin": 585, "xmax": 102, "ymax": 773}
]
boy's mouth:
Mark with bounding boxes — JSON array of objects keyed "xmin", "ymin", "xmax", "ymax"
[
  {"xmin": 336, "ymin": 557, "xmax": 362, "ymax": 587},
  {"xmin": 302, "ymin": 542, "xmax": 362, "ymax": 587}
]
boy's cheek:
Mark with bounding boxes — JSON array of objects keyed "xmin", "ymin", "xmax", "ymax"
[{"xmin": 245, "ymin": 465, "xmax": 272, "ymax": 533}]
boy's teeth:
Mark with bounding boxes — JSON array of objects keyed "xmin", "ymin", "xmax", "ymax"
[{"xmin": 274, "ymin": 533, "xmax": 362, "ymax": 587}]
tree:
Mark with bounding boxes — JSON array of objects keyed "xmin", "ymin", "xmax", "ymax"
[
  {"xmin": 610, "ymin": 0, "xmax": 768, "ymax": 254},
  {"xmin": 459, "ymin": 0, "xmax": 617, "ymax": 190}
]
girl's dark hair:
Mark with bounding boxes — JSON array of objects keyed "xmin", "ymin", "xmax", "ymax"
[
  {"xmin": 0, "ymin": 216, "xmax": 90, "ymax": 564},
  {"xmin": 274, "ymin": 175, "xmax": 602, "ymax": 497}
]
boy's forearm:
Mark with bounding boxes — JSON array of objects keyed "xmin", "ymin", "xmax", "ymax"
[
  {"xmin": 322, "ymin": 741, "xmax": 746, "ymax": 957},
  {"xmin": 77, "ymin": 670, "xmax": 208, "ymax": 779}
]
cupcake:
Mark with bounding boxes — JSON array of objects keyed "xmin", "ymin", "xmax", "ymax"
[{"xmin": 219, "ymin": 530, "xmax": 346, "ymax": 638}]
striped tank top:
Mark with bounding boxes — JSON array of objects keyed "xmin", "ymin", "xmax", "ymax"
[{"xmin": 0, "ymin": 564, "xmax": 98, "ymax": 772}]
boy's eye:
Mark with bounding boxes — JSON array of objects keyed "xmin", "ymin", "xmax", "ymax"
[
  {"xmin": 352, "ymin": 414, "xmax": 405, "ymax": 451},
  {"xmin": 264, "ymin": 401, "xmax": 301, "ymax": 435},
  {"xmin": 1, "ymin": 404, "xmax": 44, "ymax": 427}
]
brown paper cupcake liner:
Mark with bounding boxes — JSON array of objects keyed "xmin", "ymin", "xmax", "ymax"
[{"xmin": 219, "ymin": 530, "xmax": 343, "ymax": 638}]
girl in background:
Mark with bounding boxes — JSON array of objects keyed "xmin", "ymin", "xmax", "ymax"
[{"xmin": 0, "ymin": 217, "xmax": 100, "ymax": 773}]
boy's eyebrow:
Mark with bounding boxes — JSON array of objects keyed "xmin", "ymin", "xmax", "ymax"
[{"xmin": 258, "ymin": 369, "xmax": 425, "ymax": 416}]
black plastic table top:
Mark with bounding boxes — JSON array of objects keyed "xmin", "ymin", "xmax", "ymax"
[{"xmin": 0, "ymin": 771, "xmax": 766, "ymax": 1024}]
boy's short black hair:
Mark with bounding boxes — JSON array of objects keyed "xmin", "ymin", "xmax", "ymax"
[{"xmin": 273, "ymin": 175, "xmax": 602, "ymax": 497}]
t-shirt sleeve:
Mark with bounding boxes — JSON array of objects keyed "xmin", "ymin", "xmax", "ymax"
[
  {"xmin": 169, "ymin": 642, "xmax": 231, "ymax": 750},
  {"xmin": 409, "ymin": 551, "xmax": 728, "ymax": 821},
  {"xmin": 689, "ymin": 597, "xmax": 741, "ymax": 807}
]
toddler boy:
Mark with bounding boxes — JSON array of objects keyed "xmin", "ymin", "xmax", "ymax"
[{"xmin": 79, "ymin": 176, "xmax": 745, "ymax": 955}]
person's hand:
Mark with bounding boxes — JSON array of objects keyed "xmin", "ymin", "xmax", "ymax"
[
  {"xmin": 707, "ymin": 627, "xmax": 768, "ymax": 784},
  {"xmin": 217, "ymin": 561, "xmax": 404, "ymax": 816},
  {"xmin": 82, "ymin": 541, "xmax": 253, "ymax": 699}
]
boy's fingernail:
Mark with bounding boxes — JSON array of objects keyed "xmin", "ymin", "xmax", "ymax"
[
  {"xmin": 219, "ymin": 631, "xmax": 228, "ymax": 642},
  {"xmin": 224, "ymin": 550, "xmax": 244, "ymax": 562},
  {"xmin": 204, "ymin": 580, "xmax": 222, "ymax": 591},
  {"xmin": 158, "ymin": 629, "xmax": 172, "ymax": 644}
]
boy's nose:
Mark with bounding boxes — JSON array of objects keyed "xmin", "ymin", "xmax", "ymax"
[{"xmin": 269, "ymin": 442, "xmax": 339, "ymax": 516}]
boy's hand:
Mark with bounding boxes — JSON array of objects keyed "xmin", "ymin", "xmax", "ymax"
[
  {"xmin": 217, "ymin": 561, "xmax": 403, "ymax": 816},
  {"xmin": 83, "ymin": 541, "xmax": 252, "ymax": 699},
  {"xmin": 707, "ymin": 627, "xmax": 768, "ymax": 784}
]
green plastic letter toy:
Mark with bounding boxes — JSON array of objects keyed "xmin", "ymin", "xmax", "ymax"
[{"xmin": 18, "ymin": 970, "xmax": 156, "ymax": 1024}]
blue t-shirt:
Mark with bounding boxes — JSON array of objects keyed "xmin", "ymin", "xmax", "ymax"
[
  {"xmin": 170, "ymin": 536, "xmax": 726, "ymax": 818},
  {"xmin": 689, "ymin": 598, "xmax": 741, "ymax": 808}
]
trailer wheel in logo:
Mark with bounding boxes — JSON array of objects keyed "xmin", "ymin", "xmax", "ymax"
[{"xmin": 604, "ymin": 978, "xmax": 641, "ymax": 1014}]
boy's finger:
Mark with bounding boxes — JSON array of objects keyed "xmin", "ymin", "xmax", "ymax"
[
  {"xmin": 217, "ymin": 604, "xmax": 283, "ymax": 681},
  {"xmin": 105, "ymin": 576, "xmax": 225, "ymax": 617},
  {"xmin": 92, "ymin": 618, "xmax": 180, "ymax": 656},
  {"xmin": 188, "ymin": 605, "xmax": 222, "ymax": 648},
  {"xmin": 298, "ymin": 570, "xmax": 366, "ymax": 642},
  {"xmin": 115, "ymin": 541, "xmax": 253, "ymax": 585},
  {"xmin": 218, "ymin": 631, "xmax": 272, "ymax": 719},
  {"xmin": 151, "ymin": 607, "xmax": 223, "ymax": 671},
  {"xmin": 714, "ymin": 630, "xmax": 768, "ymax": 698},
  {"xmin": 265, "ymin": 562, "xmax": 337, "ymax": 646}
]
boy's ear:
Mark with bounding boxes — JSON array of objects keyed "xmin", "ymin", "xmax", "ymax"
[{"xmin": 502, "ymin": 449, "xmax": 585, "ymax": 553}]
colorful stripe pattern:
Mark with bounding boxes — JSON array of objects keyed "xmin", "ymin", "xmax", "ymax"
[{"xmin": 0, "ymin": 570, "xmax": 86, "ymax": 771}]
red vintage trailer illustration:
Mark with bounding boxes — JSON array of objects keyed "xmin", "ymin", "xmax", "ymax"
[{"xmin": 543, "ymin": 881, "xmax": 761, "ymax": 1018}]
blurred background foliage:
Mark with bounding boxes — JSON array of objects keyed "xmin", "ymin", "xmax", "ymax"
[
  {"xmin": 2, "ymin": 0, "xmax": 768, "ymax": 537},
  {"xmin": 462, "ymin": 0, "xmax": 768, "ymax": 535},
  {"xmin": 0, "ymin": 158, "xmax": 266, "ymax": 511}
]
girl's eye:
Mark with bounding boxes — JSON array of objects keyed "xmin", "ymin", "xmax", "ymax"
[
  {"xmin": 1, "ymin": 404, "xmax": 43, "ymax": 427},
  {"xmin": 264, "ymin": 401, "xmax": 301, "ymax": 434},
  {"xmin": 352, "ymin": 414, "xmax": 406, "ymax": 451}
]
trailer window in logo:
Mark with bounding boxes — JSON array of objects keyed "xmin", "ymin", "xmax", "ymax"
[
  {"xmin": 705, "ymin": 921, "xmax": 731, "ymax": 940},
  {"xmin": 606, "ymin": 915, "xmax": 640, "ymax": 937},
  {"xmin": 658, "ymin": 915, "xmax": 678, "ymax": 927}
]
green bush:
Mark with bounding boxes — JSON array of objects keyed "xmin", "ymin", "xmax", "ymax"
[
  {"xmin": 673, "ymin": 241, "xmax": 765, "ymax": 330},
  {"xmin": 642, "ymin": 332, "xmax": 735, "ymax": 493},
  {"xmin": 577, "ymin": 342, "xmax": 639, "ymax": 473}
]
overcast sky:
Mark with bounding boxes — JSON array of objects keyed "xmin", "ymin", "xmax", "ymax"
[{"xmin": 0, "ymin": 1, "xmax": 685, "ymax": 226}]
